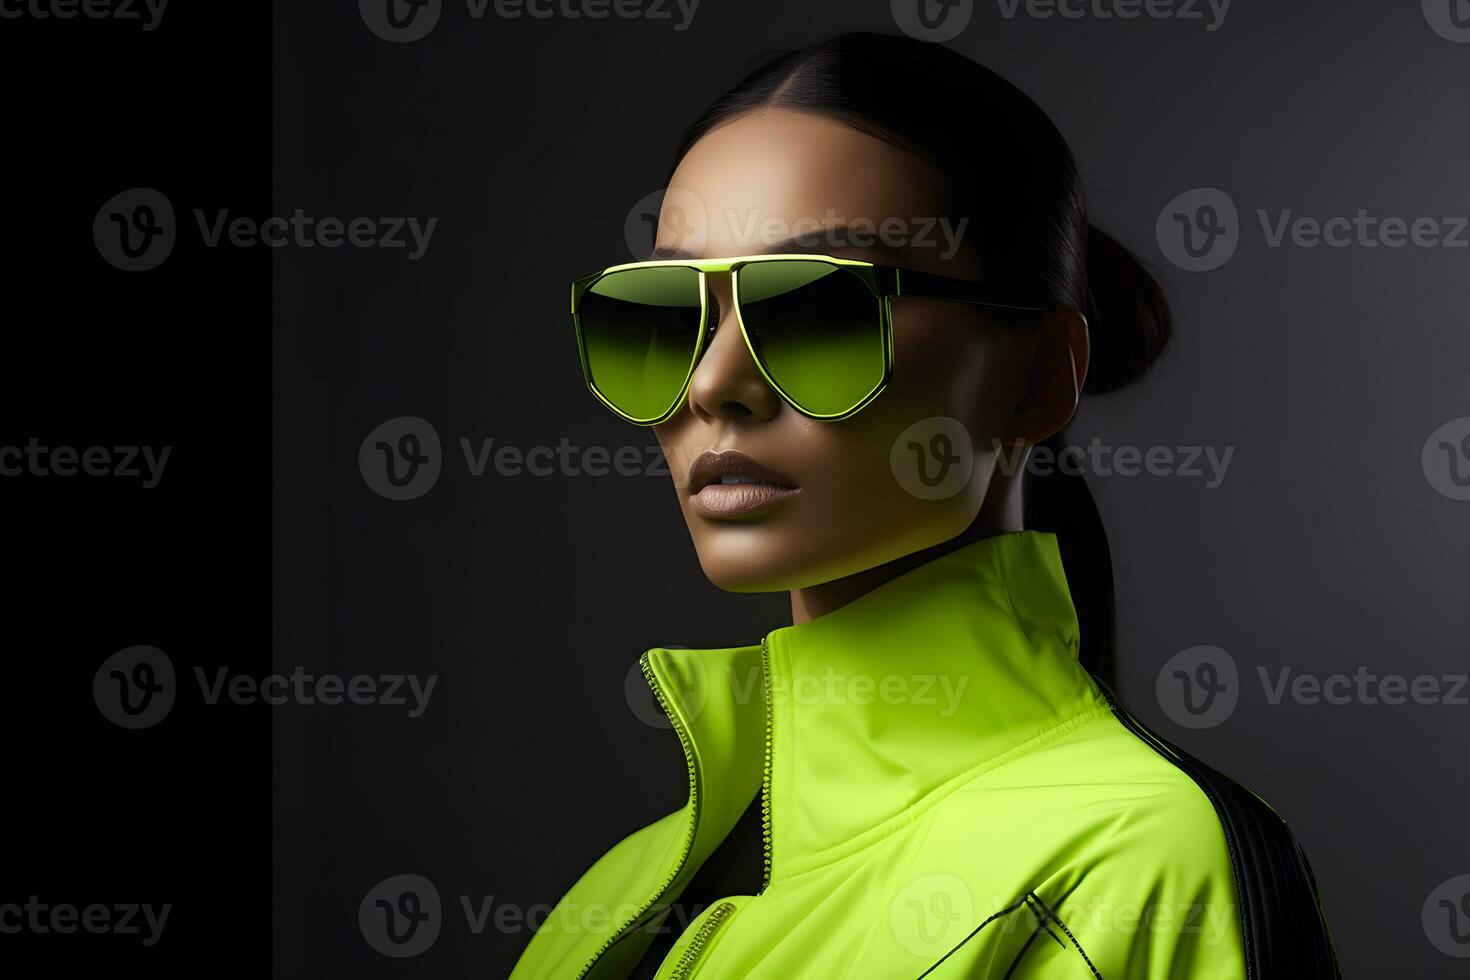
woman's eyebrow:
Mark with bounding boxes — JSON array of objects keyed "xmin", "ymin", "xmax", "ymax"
[
  {"xmin": 649, "ymin": 246, "xmax": 703, "ymax": 260},
  {"xmin": 647, "ymin": 231, "xmax": 909, "ymax": 262},
  {"xmin": 756, "ymin": 230, "xmax": 909, "ymax": 261}
]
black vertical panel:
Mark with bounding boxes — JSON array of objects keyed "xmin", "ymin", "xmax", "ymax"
[{"xmin": 0, "ymin": 4, "xmax": 271, "ymax": 976}]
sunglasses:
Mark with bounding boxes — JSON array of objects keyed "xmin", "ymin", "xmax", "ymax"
[{"xmin": 571, "ymin": 253, "xmax": 1048, "ymax": 425}]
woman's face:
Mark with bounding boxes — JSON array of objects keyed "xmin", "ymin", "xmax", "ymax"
[{"xmin": 651, "ymin": 108, "xmax": 1083, "ymax": 595}]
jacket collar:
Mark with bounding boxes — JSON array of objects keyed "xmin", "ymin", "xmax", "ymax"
[{"xmin": 639, "ymin": 531, "xmax": 1106, "ymax": 884}]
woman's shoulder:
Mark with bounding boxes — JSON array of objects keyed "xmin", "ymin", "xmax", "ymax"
[{"xmin": 926, "ymin": 696, "xmax": 1339, "ymax": 978}]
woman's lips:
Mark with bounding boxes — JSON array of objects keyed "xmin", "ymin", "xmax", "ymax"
[
  {"xmin": 686, "ymin": 450, "xmax": 799, "ymax": 519},
  {"xmin": 690, "ymin": 480, "xmax": 800, "ymax": 517}
]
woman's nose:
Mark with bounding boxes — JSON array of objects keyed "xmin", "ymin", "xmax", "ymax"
[{"xmin": 685, "ymin": 280, "xmax": 783, "ymax": 425}]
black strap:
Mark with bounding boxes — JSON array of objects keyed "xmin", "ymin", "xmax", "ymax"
[{"xmin": 1098, "ymin": 682, "xmax": 1342, "ymax": 979}]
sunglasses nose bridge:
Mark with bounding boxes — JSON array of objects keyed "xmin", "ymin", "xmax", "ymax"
[{"xmin": 698, "ymin": 268, "xmax": 738, "ymax": 335}]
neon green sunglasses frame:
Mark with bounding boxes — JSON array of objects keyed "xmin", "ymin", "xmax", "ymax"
[{"xmin": 571, "ymin": 253, "xmax": 1050, "ymax": 426}]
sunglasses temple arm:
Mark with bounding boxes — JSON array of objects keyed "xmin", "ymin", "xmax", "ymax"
[{"xmin": 889, "ymin": 267, "xmax": 1050, "ymax": 313}]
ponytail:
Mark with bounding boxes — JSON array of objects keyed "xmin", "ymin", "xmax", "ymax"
[{"xmin": 1026, "ymin": 226, "xmax": 1172, "ymax": 683}]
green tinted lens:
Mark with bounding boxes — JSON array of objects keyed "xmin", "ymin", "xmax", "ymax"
[
  {"xmin": 576, "ymin": 267, "xmax": 704, "ymax": 423},
  {"xmin": 736, "ymin": 260, "xmax": 886, "ymax": 418}
]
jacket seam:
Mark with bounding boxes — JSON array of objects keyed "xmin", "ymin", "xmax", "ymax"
[{"xmin": 1025, "ymin": 891, "xmax": 1103, "ymax": 979}]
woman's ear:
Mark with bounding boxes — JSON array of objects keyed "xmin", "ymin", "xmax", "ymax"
[{"xmin": 1005, "ymin": 306, "xmax": 1090, "ymax": 444}]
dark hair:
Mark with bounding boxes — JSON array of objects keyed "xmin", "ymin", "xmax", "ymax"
[{"xmin": 670, "ymin": 32, "xmax": 1170, "ymax": 683}]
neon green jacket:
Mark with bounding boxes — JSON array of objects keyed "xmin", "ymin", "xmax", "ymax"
[{"xmin": 511, "ymin": 532, "xmax": 1337, "ymax": 979}]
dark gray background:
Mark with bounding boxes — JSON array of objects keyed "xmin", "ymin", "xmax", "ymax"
[{"xmin": 274, "ymin": 1, "xmax": 1469, "ymax": 976}]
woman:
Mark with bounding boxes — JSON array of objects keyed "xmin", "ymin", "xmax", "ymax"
[{"xmin": 513, "ymin": 32, "xmax": 1338, "ymax": 979}]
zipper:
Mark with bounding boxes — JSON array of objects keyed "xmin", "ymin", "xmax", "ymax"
[
  {"xmin": 759, "ymin": 635, "xmax": 775, "ymax": 891},
  {"xmin": 574, "ymin": 650, "xmax": 703, "ymax": 980},
  {"xmin": 665, "ymin": 900, "xmax": 739, "ymax": 980},
  {"xmin": 664, "ymin": 637, "xmax": 771, "ymax": 977}
]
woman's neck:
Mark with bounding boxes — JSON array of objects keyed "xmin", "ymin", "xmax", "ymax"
[{"xmin": 789, "ymin": 477, "xmax": 1023, "ymax": 624}]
